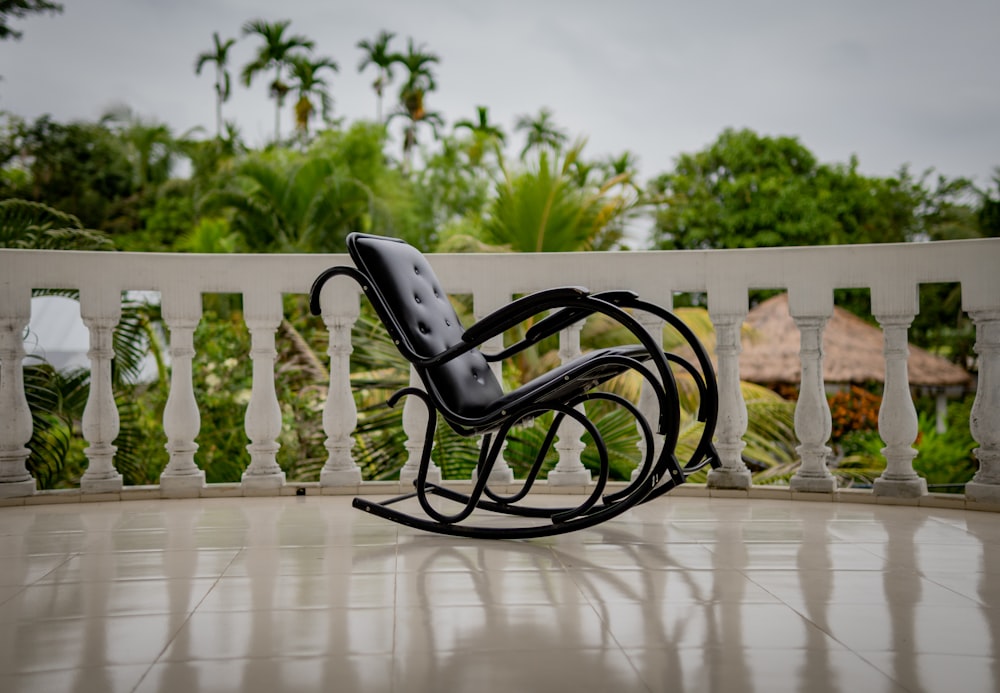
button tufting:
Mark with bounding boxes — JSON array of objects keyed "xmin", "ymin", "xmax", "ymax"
[{"xmin": 414, "ymin": 295, "xmax": 422, "ymax": 303}]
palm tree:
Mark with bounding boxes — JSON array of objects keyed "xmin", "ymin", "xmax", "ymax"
[
  {"xmin": 454, "ymin": 105, "xmax": 506, "ymax": 142},
  {"xmin": 356, "ymin": 30, "xmax": 398, "ymax": 124},
  {"xmin": 289, "ymin": 55, "xmax": 338, "ymax": 139},
  {"xmin": 389, "ymin": 38, "xmax": 441, "ymax": 170},
  {"xmin": 240, "ymin": 18, "xmax": 315, "ymax": 143},
  {"xmin": 199, "ymin": 144, "xmax": 375, "ymax": 253},
  {"xmin": 453, "ymin": 105, "xmax": 506, "ymax": 166},
  {"xmin": 483, "ymin": 139, "xmax": 634, "ymax": 253},
  {"xmin": 514, "ymin": 107, "xmax": 568, "ymax": 160},
  {"xmin": 194, "ymin": 32, "xmax": 237, "ymax": 139}
]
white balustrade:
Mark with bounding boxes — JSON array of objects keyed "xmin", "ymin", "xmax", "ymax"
[
  {"xmin": 789, "ymin": 288, "xmax": 837, "ymax": 493},
  {"xmin": 548, "ymin": 322, "xmax": 592, "ymax": 486},
  {"xmin": 399, "ymin": 366, "xmax": 442, "ymax": 486},
  {"xmin": 241, "ymin": 288, "xmax": 286, "ymax": 490},
  {"xmin": 0, "ymin": 287, "xmax": 35, "ymax": 497},
  {"xmin": 872, "ymin": 297, "xmax": 927, "ymax": 497},
  {"xmin": 470, "ymin": 289, "xmax": 514, "ymax": 485},
  {"xmin": 966, "ymin": 311, "xmax": 1000, "ymax": 504},
  {"xmin": 632, "ymin": 312, "xmax": 666, "ymax": 483},
  {"xmin": 707, "ymin": 309, "xmax": 752, "ymax": 490},
  {"xmin": 0, "ymin": 240, "xmax": 997, "ymax": 503},
  {"xmin": 79, "ymin": 287, "xmax": 123, "ymax": 493},
  {"xmin": 319, "ymin": 282, "xmax": 362, "ymax": 487},
  {"xmin": 160, "ymin": 289, "xmax": 205, "ymax": 496}
]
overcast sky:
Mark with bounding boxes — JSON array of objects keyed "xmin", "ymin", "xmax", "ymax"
[{"xmin": 1, "ymin": 0, "xmax": 998, "ymax": 187}]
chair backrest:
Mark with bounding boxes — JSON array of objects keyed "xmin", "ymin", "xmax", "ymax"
[{"xmin": 348, "ymin": 233, "xmax": 504, "ymax": 422}]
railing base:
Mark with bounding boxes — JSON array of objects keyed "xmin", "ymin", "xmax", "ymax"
[
  {"xmin": 789, "ymin": 474, "xmax": 838, "ymax": 493},
  {"xmin": 241, "ymin": 471, "xmax": 286, "ymax": 490},
  {"xmin": 471, "ymin": 466, "xmax": 515, "ymax": 485},
  {"xmin": 400, "ymin": 468, "xmax": 442, "ymax": 486},
  {"xmin": 706, "ymin": 468, "xmax": 752, "ymax": 490},
  {"xmin": 0, "ymin": 477, "xmax": 36, "ymax": 498},
  {"xmin": 872, "ymin": 476, "xmax": 928, "ymax": 498},
  {"xmin": 547, "ymin": 469, "xmax": 593, "ymax": 486},
  {"xmin": 80, "ymin": 474, "xmax": 123, "ymax": 494},
  {"xmin": 965, "ymin": 481, "xmax": 1000, "ymax": 505},
  {"xmin": 320, "ymin": 468, "xmax": 363, "ymax": 486},
  {"xmin": 160, "ymin": 471, "xmax": 206, "ymax": 498}
]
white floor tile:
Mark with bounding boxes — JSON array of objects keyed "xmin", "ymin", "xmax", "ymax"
[{"xmin": 1, "ymin": 494, "xmax": 998, "ymax": 692}]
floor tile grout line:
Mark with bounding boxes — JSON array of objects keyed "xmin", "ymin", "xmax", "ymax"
[
  {"xmin": 548, "ymin": 541, "xmax": 657, "ymax": 693},
  {"xmin": 127, "ymin": 545, "xmax": 246, "ymax": 693}
]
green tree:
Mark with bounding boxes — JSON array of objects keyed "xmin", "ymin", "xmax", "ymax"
[
  {"xmin": 289, "ymin": 54, "xmax": 338, "ymax": 139},
  {"xmin": 453, "ymin": 105, "xmax": 506, "ymax": 166},
  {"xmin": 0, "ymin": 198, "xmax": 111, "ymax": 249},
  {"xmin": 1, "ymin": 114, "xmax": 135, "ymax": 230},
  {"xmin": 411, "ymin": 134, "xmax": 493, "ymax": 250},
  {"xmin": 514, "ymin": 107, "xmax": 568, "ymax": 160},
  {"xmin": 100, "ymin": 105, "xmax": 179, "ymax": 194},
  {"xmin": 356, "ymin": 29, "xmax": 398, "ymax": 124},
  {"xmin": 194, "ymin": 31, "xmax": 237, "ymax": 139},
  {"xmin": 0, "ymin": 0, "xmax": 61, "ymax": 41},
  {"xmin": 240, "ymin": 18, "xmax": 315, "ymax": 143},
  {"xmin": 481, "ymin": 139, "xmax": 636, "ymax": 253},
  {"xmin": 199, "ymin": 122, "xmax": 414, "ymax": 252},
  {"xmin": 650, "ymin": 128, "xmax": 924, "ymax": 250},
  {"xmin": 979, "ymin": 168, "xmax": 1000, "ymax": 237},
  {"xmin": 389, "ymin": 38, "xmax": 442, "ymax": 170}
]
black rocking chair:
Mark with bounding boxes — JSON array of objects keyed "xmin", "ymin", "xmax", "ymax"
[{"xmin": 309, "ymin": 233, "xmax": 720, "ymax": 539}]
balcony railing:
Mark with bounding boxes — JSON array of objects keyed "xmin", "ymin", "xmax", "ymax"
[{"xmin": 2, "ymin": 240, "xmax": 999, "ymax": 506}]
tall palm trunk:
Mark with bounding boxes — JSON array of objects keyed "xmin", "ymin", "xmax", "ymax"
[
  {"xmin": 274, "ymin": 66, "xmax": 282, "ymax": 142},
  {"xmin": 214, "ymin": 64, "xmax": 224, "ymax": 139},
  {"xmin": 376, "ymin": 68, "xmax": 386, "ymax": 124}
]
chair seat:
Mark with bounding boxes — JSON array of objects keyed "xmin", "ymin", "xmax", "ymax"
[{"xmin": 452, "ymin": 344, "xmax": 651, "ymax": 432}]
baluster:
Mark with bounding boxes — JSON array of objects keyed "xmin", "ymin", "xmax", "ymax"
[
  {"xmin": 0, "ymin": 288, "xmax": 36, "ymax": 497},
  {"xmin": 872, "ymin": 312, "xmax": 927, "ymax": 497},
  {"xmin": 471, "ymin": 293, "xmax": 514, "ymax": 485},
  {"xmin": 241, "ymin": 289, "xmax": 285, "ymax": 490},
  {"xmin": 319, "ymin": 288, "xmax": 362, "ymax": 487},
  {"xmin": 966, "ymin": 310, "xmax": 1000, "ymax": 503},
  {"xmin": 159, "ymin": 290, "xmax": 205, "ymax": 496},
  {"xmin": 549, "ymin": 322, "xmax": 592, "ymax": 486},
  {"xmin": 80, "ymin": 287, "xmax": 123, "ymax": 493},
  {"xmin": 399, "ymin": 365, "xmax": 441, "ymax": 486},
  {"xmin": 632, "ymin": 312, "xmax": 665, "ymax": 483},
  {"xmin": 789, "ymin": 312, "xmax": 837, "ymax": 493},
  {"xmin": 707, "ymin": 310, "xmax": 752, "ymax": 489}
]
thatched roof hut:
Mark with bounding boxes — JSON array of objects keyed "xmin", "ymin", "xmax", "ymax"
[{"xmin": 739, "ymin": 294, "xmax": 972, "ymax": 389}]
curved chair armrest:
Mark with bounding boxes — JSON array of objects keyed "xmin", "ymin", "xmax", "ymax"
[
  {"xmin": 416, "ymin": 287, "xmax": 635, "ymax": 370},
  {"xmin": 481, "ymin": 290, "xmax": 641, "ymax": 361},
  {"xmin": 460, "ymin": 286, "xmax": 590, "ymax": 346}
]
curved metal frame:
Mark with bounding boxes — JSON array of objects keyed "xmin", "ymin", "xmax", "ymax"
[{"xmin": 310, "ymin": 235, "xmax": 721, "ymax": 539}]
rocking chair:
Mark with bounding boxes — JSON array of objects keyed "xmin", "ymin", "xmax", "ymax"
[{"xmin": 309, "ymin": 233, "xmax": 720, "ymax": 539}]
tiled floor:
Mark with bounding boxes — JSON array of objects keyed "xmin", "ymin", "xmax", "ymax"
[{"xmin": 1, "ymin": 493, "xmax": 998, "ymax": 692}]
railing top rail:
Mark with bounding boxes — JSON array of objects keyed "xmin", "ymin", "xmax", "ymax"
[{"xmin": 2, "ymin": 238, "xmax": 999, "ymax": 312}]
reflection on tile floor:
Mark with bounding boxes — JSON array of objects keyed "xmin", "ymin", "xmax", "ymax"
[{"xmin": 1, "ymin": 495, "xmax": 998, "ymax": 692}]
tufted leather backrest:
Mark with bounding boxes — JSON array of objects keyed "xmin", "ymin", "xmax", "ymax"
[{"xmin": 348, "ymin": 233, "xmax": 504, "ymax": 421}]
